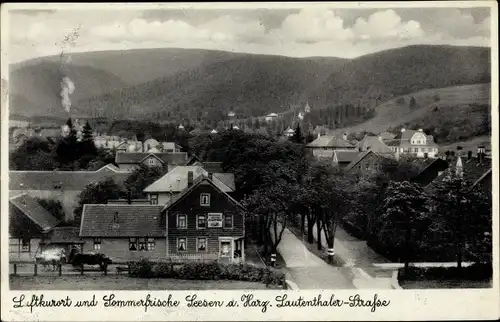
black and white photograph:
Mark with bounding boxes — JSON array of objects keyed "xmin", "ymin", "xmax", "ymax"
[{"xmin": 0, "ymin": 2, "xmax": 497, "ymax": 319}]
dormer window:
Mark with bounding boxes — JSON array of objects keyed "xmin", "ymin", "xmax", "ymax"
[{"xmin": 148, "ymin": 158, "xmax": 155, "ymax": 165}]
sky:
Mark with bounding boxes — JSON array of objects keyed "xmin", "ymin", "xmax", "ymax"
[{"xmin": 7, "ymin": 5, "xmax": 492, "ymax": 63}]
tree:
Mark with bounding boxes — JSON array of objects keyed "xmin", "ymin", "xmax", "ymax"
[
  {"xmin": 124, "ymin": 164, "xmax": 165, "ymax": 199},
  {"xmin": 430, "ymin": 173, "xmax": 492, "ymax": 270},
  {"xmin": 291, "ymin": 123, "xmax": 304, "ymax": 144},
  {"xmin": 37, "ymin": 198, "xmax": 65, "ymax": 221},
  {"xmin": 10, "ymin": 137, "xmax": 56, "ymax": 170},
  {"xmin": 80, "ymin": 121, "xmax": 97, "ymax": 156},
  {"xmin": 376, "ymin": 181, "xmax": 430, "ymax": 274},
  {"xmin": 73, "ymin": 177, "xmax": 121, "ymax": 225}
]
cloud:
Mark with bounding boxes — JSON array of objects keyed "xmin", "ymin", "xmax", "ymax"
[
  {"xmin": 352, "ymin": 10, "xmax": 424, "ymax": 40},
  {"xmin": 7, "ymin": 7, "xmax": 492, "ymax": 63},
  {"xmin": 270, "ymin": 9, "xmax": 354, "ymax": 43}
]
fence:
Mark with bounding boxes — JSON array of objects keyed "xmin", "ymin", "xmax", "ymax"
[{"xmin": 9, "ymin": 262, "xmax": 130, "ymax": 277}]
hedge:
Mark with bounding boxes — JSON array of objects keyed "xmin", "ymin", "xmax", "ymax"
[
  {"xmin": 399, "ymin": 263, "xmax": 492, "ymax": 281},
  {"xmin": 128, "ymin": 259, "xmax": 286, "ymax": 286}
]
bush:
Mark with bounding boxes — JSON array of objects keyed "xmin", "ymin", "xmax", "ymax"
[
  {"xmin": 399, "ymin": 263, "xmax": 492, "ymax": 281},
  {"xmin": 128, "ymin": 260, "xmax": 286, "ymax": 286}
]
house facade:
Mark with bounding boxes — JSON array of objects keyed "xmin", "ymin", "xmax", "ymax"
[
  {"xmin": 9, "ymin": 194, "xmax": 61, "ymax": 261},
  {"xmin": 79, "ymin": 175, "xmax": 245, "ymax": 263},
  {"xmin": 162, "ymin": 176, "xmax": 245, "ymax": 263},
  {"xmin": 384, "ymin": 128, "xmax": 439, "ymax": 158}
]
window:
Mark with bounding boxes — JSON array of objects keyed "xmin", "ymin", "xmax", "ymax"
[
  {"xmin": 147, "ymin": 238, "xmax": 155, "ymax": 251},
  {"xmin": 138, "ymin": 238, "xmax": 147, "ymax": 251},
  {"xmin": 177, "ymin": 237, "xmax": 187, "ymax": 252},
  {"xmin": 129, "ymin": 238, "xmax": 138, "ymax": 251},
  {"xmin": 200, "ymin": 193, "xmax": 210, "ymax": 206},
  {"xmin": 21, "ymin": 238, "xmax": 30, "ymax": 252},
  {"xmin": 224, "ymin": 214, "xmax": 233, "ymax": 229},
  {"xmin": 177, "ymin": 214, "xmax": 187, "ymax": 229},
  {"xmin": 417, "ymin": 140, "xmax": 420, "ymax": 144},
  {"xmin": 150, "ymin": 194, "xmax": 158, "ymax": 205},
  {"xmin": 148, "ymin": 158, "xmax": 155, "ymax": 165},
  {"xmin": 197, "ymin": 214, "xmax": 207, "ymax": 229},
  {"xmin": 197, "ymin": 237, "xmax": 207, "ymax": 252},
  {"xmin": 93, "ymin": 238, "xmax": 101, "ymax": 251}
]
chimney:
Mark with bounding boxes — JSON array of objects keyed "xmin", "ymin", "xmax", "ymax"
[
  {"xmin": 317, "ymin": 133, "xmax": 321, "ymax": 139},
  {"xmin": 467, "ymin": 150, "xmax": 472, "ymax": 160},
  {"xmin": 208, "ymin": 173, "xmax": 213, "ymax": 180},
  {"xmin": 401, "ymin": 128, "xmax": 406, "ymax": 133},
  {"xmin": 187, "ymin": 171, "xmax": 194, "ymax": 187},
  {"xmin": 477, "ymin": 146, "xmax": 486, "ymax": 163},
  {"xmin": 418, "ymin": 129, "xmax": 423, "ymax": 132},
  {"xmin": 343, "ymin": 132, "xmax": 347, "ymax": 141}
]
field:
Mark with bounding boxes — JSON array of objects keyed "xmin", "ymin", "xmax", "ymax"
[
  {"xmin": 334, "ymin": 83, "xmax": 491, "ymax": 138},
  {"xmin": 9, "ymin": 275, "xmax": 282, "ymax": 290}
]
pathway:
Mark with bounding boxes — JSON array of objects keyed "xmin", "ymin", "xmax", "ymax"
[
  {"xmin": 306, "ymin": 220, "xmax": 395, "ymax": 289},
  {"xmin": 277, "ymin": 228, "xmax": 355, "ymax": 290}
]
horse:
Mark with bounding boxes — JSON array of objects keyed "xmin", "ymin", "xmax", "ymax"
[{"xmin": 70, "ymin": 253, "xmax": 112, "ymax": 271}]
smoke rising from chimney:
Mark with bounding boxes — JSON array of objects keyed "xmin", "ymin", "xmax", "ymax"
[
  {"xmin": 58, "ymin": 26, "xmax": 80, "ymax": 115},
  {"xmin": 60, "ymin": 76, "xmax": 75, "ymax": 113}
]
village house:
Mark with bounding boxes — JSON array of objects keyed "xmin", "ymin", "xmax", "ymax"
[
  {"xmin": 114, "ymin": 151, "xmax": 188, "ymax": 171},
  {"xmin": 332, "ymin": 151, "xmax": 361, "ymax": 169},
  {"xmin": 79, "ymin": 174, "xmax": 245, "ymax": 263},
  {"xmin": 384, "ymin": 128, "xmax": 439, "ymax": 158},
  {"xmin": 284, "ymin": 127, "xmax": 295, "ymax": 138},
  {"xmin": 344, "ymin": 150, "xmax": 394, "ymax": 176},
  {"xmin": 410, "ymin": 157, "xmax": 450, "ymax": 186},
  {"xmin": 306, "ymin": 133, "xmax": 356, "ymax": 160},
  {"xmin": 143, "ymin": 165, "xmax": 235, "ymax": 205},
  {"xmin": 9, "ymin": 165, "xmax": 131, "ymax": 221},
  {"xmin": 9, "ymin": 194, "xmax": 61, "ymax": 261},
  {"xmin": 265, "ymin": 113, "xmax": 279, "ymax": 122},
  {"xmin": 426, "ymin": 146, "xmax": 492, "ymax": 196},
  {"xmin": 356, "ymin": 134, "xmax": 394, "ymax": 156}
]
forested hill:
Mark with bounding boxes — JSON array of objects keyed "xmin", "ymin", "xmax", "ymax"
[{"xmin": 9, "ymin": 45, "xmax": 490, "ymax": 126}]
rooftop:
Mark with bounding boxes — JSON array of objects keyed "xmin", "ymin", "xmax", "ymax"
[
  {"xmin": 9, "ymin": 194, "xmax": 60, "ymax": 233},
  {"xmin": 115, "ymin": 152, "xmax": 188, "ymax": 165},
  {"xmin": 143, "ymin": 165, "xmax": 234, "ymax": 193},
  {"xmin": 80, "ymin": 204, "xmax": 165, "ymax": 237},
  {"xmin": 333, "ymin": 151, "xmax": 362, "ymax": 163},
  {"xmin": 307, "ymin": 135, "xmax": 355, "ymax": 148}
]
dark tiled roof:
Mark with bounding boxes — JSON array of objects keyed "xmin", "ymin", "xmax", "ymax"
[
  {"xmin": 334, "ymin": 151, "xmax": 361, "ymax": 163},
  {"xmin": 49, "ymin": 227, "xmax": 83, "ymax": 243},
  {"xmin": 345, "ymin": 151, "xmax": 392, "ymax": 173},
  {"xmin": 203, "ymin": 162, "xmax": 223, "ymax": 173},
  {"xmin": 9, "ymin": 194, "xmax": 60, "ymax": 233},
  {"xmin": 80, "ymin": 205, "xmax": 165, "ymax": 237},
  {"xmin": 115, "ymin": 152, "xmax": 188, "ymax": 165},
  {"xmin": 9, "ymin": 171, "xmax": 130, "ymax": 191},
  {"xmin": 427, "ymin": 156, "xmax": 492, "ymax": 189}
]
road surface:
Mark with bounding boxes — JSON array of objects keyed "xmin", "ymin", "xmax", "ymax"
[{"xmin": 277, "ymin": 228, "xmax": 355, "ymax": 289}]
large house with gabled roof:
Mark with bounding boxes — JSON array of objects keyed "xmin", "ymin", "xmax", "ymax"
[
  {"xmin": 306, "ymin": 133, "xmax": 356, "ymax": 160},
  {"xmin": 384, "ymin": 128, "xmax": 439, "ymax": 158}
]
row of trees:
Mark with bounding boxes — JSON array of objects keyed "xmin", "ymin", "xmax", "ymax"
[{"xmin": 10, "ymin": 119, "xmax": 114, "ymax": 171}]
